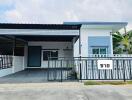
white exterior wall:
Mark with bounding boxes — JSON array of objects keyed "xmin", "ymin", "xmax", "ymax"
[
  {"xmin": 73, "ymin": 28, "xmax": 113, "ymax": 57},
  {"xmin": 27, "ymin": 41, "xmax": 73, "ymax": 68},
  {"xmin": 73, "ymin": 39, "xmax": 79, "ymax": 57},
  {"xmin": 80, "ymin": 28, "xmax": 113, "ymax": 57},
  {"xmin": 13, "ymin": 56, "xmax": 24, "ymax": 73}
]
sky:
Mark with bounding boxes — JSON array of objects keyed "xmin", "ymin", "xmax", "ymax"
[{"xmin": 0, "ymin": 0, "xmax": 132, "ymax": 31}]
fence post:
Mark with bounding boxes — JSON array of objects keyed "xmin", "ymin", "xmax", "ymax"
[
  {"xmin": 47, "ymin": 58, "xmax": 49, "ymax": 81},
  {"xmin": 79, "ymin": 60, "xmax": 82, "ymax": 82},
  {"xmin": 61, "ymin": 60, "xmax": 63, "ymax": 82},
  {"xmin": 91, "ymin": 60, "xmax": 94, "ymax": 79},
  {"xmin": 116, "ymin": 60, "xmax": 119, "ymax": 79},
  {"xmin": 85, "ymin": 60, "xmax": 88, "ymax": 79},
  {"xmin": 129, "ymin": 60, "xmax": 132, "ymax": 79},
  {"xmin": 54, "ymin": 60, "xmax": 56, "ymax": 80},
  {"xmin": 123, "ymin": 60, "xmax": 126, "ymax": 82},
  {"xmin": 80, "ymin": 63, "xmax": 82, "ymax": 82}
]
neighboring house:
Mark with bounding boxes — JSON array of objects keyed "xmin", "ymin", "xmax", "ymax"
[{"xmin": 0, "ymin": 22, "xmax": 129, "ymax": 80}]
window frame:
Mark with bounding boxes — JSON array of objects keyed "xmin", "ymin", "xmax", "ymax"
[
  {"xmin": 42, "ymin": 50, "xmax": 58, "ymax": 61},
  {"xmin": 92, "ymin": 46, "xmax": 108, "ymax": 54}
]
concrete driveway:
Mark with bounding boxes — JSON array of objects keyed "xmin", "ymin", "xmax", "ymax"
[{"xmin": 0, "ymin": 83, "xmax": 132, "ymax": 100}]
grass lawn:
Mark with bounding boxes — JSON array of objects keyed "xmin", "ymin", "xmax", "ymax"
[{"xmin": 84, "ymin": 81, "xmax": 132, "ymax": 85}]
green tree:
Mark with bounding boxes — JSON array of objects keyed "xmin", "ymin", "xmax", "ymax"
[
  {"xmin": 127, "ymin": 30, "xmax": 132, "ymax": 53},
  {"xmin": 113, "ymin": 31, "xmax": 132, "ymax": 54}
]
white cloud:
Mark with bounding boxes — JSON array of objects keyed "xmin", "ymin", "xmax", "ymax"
[
  {"xmin": 1, "ymin": 0, "xmax": 132, "ymax": 31},
  {"xmin": 0, "ymin": 0, "xmax": 13, "ymax": 5}
]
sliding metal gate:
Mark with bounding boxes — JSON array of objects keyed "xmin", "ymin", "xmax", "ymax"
[
  {"xmin": 47, "ymin": 57, "xmax": 132, "ymax": 81},
  {"xmin": 47, "ymin": 58, "xmax": 78, "ymax": 81}
]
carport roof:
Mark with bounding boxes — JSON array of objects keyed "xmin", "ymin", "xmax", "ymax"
[
  {"xmin": 15, "ymin": 35, "xmax": 78, "ymax": 42},
  {"xmin": 0, "ymin": 23, "xmax": 81, "ymax": 30}
]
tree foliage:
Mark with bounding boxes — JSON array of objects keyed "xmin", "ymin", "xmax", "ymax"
[{"xmin": 113, "ymin": 31, "xmax": 132, "ymax": 54}]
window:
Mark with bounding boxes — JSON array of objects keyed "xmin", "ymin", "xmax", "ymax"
[
  {"xmin": 92, "ymin": 47, "xmax": 107, "ymax": 54},
  {"xmin": 43, "ymin": 51, "xmax": 58, "ymax": 60},
  {"xmin": 43, "ymin": 51, "xmax": 50, "ymax": 60},
  {"xmin": 100, "ymin": 48, "xmax": 107, "ymax": 54},
  {"xmin": 51, "ymin": 51, "xmax": 58, "ymax": 60},
  {"xmin": 92, "ymin": 48, "xmax": 99, "ymax": 54}
]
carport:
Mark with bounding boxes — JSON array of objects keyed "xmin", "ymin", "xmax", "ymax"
[{"xmin": 0, "ymin": 23, "xmax": 81, "ymax": 82}]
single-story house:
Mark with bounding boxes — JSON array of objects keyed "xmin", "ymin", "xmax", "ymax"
[{"xmin": 0, "ymin": 22, "xmax": 131, "ymax": 81}]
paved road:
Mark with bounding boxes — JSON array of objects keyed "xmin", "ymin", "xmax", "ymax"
[{"xmin": 0, "ymin": 83, "xmax": 132, "ymax": 100}]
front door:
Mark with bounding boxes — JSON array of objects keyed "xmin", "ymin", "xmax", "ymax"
[
  {"xmin": 28, "ymin": 46, "xmax": 41, "ymax": 67},
  {"xmin": 41, "ymin": 50, "xmax": 58, "ymax": 68}
]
